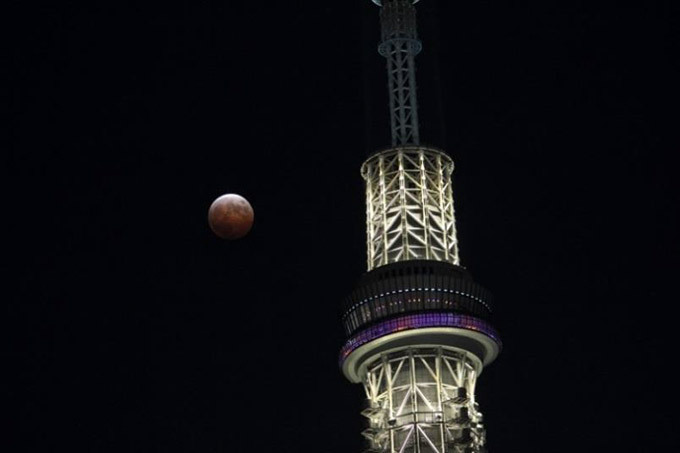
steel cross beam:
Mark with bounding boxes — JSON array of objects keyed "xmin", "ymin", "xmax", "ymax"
[{"xmin": 378, "ymin": 0, "xmax": 422, "ymax": 147}]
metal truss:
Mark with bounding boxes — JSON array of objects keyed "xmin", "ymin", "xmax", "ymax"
[
  {"xmin": 379, "ymin": 0, "xmax": 422, "ymax": 146},
  {"xmin": 362, "ymin": 147, "xmax": 460, "ymax": 271},
  {"xmin": 361, "ymin": 347, "xmax": 487, "ymax": 453}
]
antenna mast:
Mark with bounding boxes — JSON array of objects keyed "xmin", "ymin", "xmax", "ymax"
[{"xmin": 377, "ymin": 0, "xmax": 422, "ymax": 146}]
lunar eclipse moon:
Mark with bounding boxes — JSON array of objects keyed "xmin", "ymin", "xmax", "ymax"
[{"xmin": 208, "ymin": 194, "xmax": 254, "ymax": 240}]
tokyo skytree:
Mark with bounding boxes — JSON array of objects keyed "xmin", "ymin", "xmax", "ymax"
[{"xmin": 339, "ymin": 1, "xmax": 502, "ymax": 452}]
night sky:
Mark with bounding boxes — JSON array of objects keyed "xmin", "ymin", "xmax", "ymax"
[{"xmin": 8, "ymin": 0, "xmax": 679, "ymax": 451}]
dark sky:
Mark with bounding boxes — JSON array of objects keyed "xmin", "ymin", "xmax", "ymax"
[{"xmin": 8, "ymin": 0, "xmax": 679, "ymax": 451}]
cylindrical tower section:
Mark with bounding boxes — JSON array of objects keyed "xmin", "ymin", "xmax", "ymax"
[
  {"xmin": 362, "ymin": 146, "xmax": 460, "ymax": 271},
  {"xmin": 361, "ymin": 348, "xmax": 487, "ymax": 453}
]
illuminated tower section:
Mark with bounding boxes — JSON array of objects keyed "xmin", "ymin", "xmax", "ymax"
[{"xmin": 340, "ymin": 1, "xmax": 501, "ymax": 452}]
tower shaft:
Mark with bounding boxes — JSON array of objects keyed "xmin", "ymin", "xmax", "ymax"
[
  {"xmin": 362, "ymin": 146, "xmax": 460, "ymax": 271},
  {"xmin": 379, "ymin": 0, "xmax": 422, "ymax": 146},
  {"xmin": 362, "ymin": 348, "xmax": 486, "ymax": 453}
]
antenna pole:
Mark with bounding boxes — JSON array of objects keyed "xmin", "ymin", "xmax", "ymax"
[{"xmin": 377, "ymin": 0, "xmax": 422, "ymax": 146}]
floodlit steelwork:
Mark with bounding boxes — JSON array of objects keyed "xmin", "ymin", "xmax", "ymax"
[
  {"xmin": 362, "ymin": 348, "xmax": 486, "ymax": 453},
  {"xmin": 340, "ymin": 1, "xmax": 501, "ymax": 452},
  {"xmin": 362, "ymin": 146, "xmax": 460, "ymax": 271}
]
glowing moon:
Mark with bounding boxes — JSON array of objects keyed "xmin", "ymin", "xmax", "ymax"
[{"xmin": 208, "ymin": 194, "xmax": 254, "ymax": 240}]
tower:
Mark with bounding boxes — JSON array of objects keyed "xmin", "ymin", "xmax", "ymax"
[{"xmin": 340, "ymin": 1, "xmax": 501, "ymax": 452}]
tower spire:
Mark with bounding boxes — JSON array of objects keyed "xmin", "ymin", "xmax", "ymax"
[{"xmin": 378, "ymin": 0, "xmax": 422, "ymax": 146}]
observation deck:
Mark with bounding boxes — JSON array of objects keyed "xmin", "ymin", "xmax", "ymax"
[{"xmin": 340, "ymin": 260, "xmax": 501, "ymax": 383}]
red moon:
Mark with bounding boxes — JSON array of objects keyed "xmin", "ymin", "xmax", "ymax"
[{"xmin": 208, "ymin": 194, "xmax": 254, "ymax": 240}]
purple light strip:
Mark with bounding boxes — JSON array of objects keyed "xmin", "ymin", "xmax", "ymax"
[{"xmin": 340, "ymin": 312, "xmax": 501, "ymax": 363}]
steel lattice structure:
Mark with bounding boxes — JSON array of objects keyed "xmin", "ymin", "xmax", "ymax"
[
  {"xmin": 340, "ymin": 2, "xmax": 501, "ymax": 453},
  {"xmin": 362, "ymin": 146, "xmax": 460, "ymax": 271},
  {"xmin": 362, "ymin": 348, "xmax": 486, "ymax": 453},
  {"xmin": 378, "ymin": 0, "xmax": 422, "ymax": 146}
]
